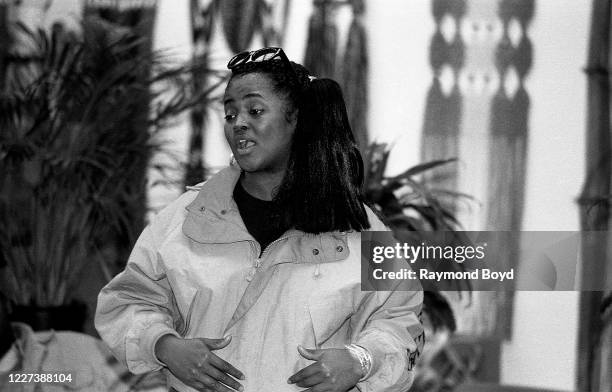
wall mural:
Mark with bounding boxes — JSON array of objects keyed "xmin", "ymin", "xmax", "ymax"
[
  {"xmin": 421, "ymin": 0, "xmax": 465, "ymax": 198},
  {"xmin": 304, "ymin": 0, "xmax": 369, "ymax": 154},
  {"xmin": 341, "ymin": 0, "xmax": 369, "ymax": 154},
  {"xmin": 486, "ymin": 0, "xmax": 534, "ymax": 340},
  {"xmin": 420, "ymin": 0, "xmax": 534, "ymax": 385}
]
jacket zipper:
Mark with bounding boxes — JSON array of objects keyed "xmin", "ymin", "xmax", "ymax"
[{"xmin": 245, "ymin": 236, "xmax": 290, "ymax": 282}]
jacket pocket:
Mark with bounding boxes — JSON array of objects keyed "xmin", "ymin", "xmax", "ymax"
[{"xmin": 307, "ymin": 294, "xmax": 355, "ymax": 346}]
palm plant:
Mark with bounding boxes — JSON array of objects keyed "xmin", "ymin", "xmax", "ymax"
[
  {"xmin": 363, "ymin": 141, "xmax": 475, "ymax": 314},
  {"xmin": 363, "ymin": 142, "xmax": 468, "ymax": 232},
  {"xmin": 0, "ymin": 17, "xmax": 224, "ymax": 309},
  {"xmin": 364, "ymin": 142, "xmax": 475, "ymax": 293},
  {"xmin": 363, "ymin": 143, "xmax": 475, "ymax": 391}
]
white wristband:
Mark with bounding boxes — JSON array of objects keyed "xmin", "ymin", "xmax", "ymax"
[{"xmin": 345, "ymin": 344, "xmax": 373, "ymax": 381}]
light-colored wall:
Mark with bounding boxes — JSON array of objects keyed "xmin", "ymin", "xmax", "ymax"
[
  {"xmin": 500, "ymin": 1, "xmax": 588, "ymax": 390},
  {"xmin": 148, "ymin": 0, "xmax": 193, "ymax": 211},
  {"xmin": 367, "ymin": 0, "xmax": 432, "ymax": 174}
]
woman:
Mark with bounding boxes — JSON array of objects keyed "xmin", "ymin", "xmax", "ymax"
[{"xmin": 96, "ymin": 47, "xmax": 423, "ymax": 392}]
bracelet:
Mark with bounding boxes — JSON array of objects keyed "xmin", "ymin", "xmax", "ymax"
[{"xmin": 344, "ymin": 344, "xmax": 373, "ymax": 381}]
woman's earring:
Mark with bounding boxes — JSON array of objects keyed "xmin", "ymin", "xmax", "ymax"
[{"xmin": 230, "ymin": 154, "xmax": 238, "ymax": 167}]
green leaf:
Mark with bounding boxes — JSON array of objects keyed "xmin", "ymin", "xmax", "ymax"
[{"xmin": 389, "ymin": 158, "xmax": 457, "ymax": 181}]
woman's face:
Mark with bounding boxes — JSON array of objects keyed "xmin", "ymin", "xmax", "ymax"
[{"xmin": 223, "ymin": 73, "xmax": 296, "ymax": 175}]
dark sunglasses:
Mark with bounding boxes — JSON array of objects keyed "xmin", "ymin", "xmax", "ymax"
[{"xmin": 227, "ymin": 47, "xmax": 298, "ymax": 81}]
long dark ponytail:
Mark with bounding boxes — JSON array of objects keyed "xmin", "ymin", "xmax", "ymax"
[{"xmin": 277, "ymin": 77, "xmax": 370, "ymax": 233}]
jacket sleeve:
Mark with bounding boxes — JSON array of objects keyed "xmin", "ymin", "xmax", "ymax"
[
  {"xmin": 352, "ymin": 288, "xmax": 424, "ymax": 392},
  {"xmin": 95, "ymin": 215, "xmax": 181, "ymax": 374},
  {"xmin": 352, "ymin": 206, "xmax": 425, "ymax": 392}
]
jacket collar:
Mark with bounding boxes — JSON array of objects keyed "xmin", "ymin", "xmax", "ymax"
[
  {"xmin": 183, "ymin": 165, "xmax": 253, "ymax": 244},
  {"xmin": 186, "ymin": 165, "xmax": 241, "ymax": 214},
  {"xmin": 181, "ymin": 166, "xmax": 350, "ymax": 264}
]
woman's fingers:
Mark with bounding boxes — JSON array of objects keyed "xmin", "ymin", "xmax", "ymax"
[
  {"xmin": 188, "ymin": 368, "xmax": 212, "ymax": 391},
  {"xmin": 195, "ymin": 374, "xmax": 235, "ymax": 392},
  {"xmin": 294, "ymin": 372, "xmax": 326, "ymax": 388},
  {"xmin": 161, "ymin": 337, "xmax": 246, "ymax": 391},
  {"xmin": 201, "ymin": 336, "xmax": 232, "ymax": 350},
  {"xmin": 299, "ymin": 386, "xmax": 330, "ymax": 392},
  {"xmin": 205, "ymin": 365, "xmax": 244, "ymax": 391},
  {"xmin": 288, "ymin": 362, "xmax": 321, "ymax": 384},
  {"xmin": 209, "ymin": 352, "xmax": 245, "ymax": 381},
  {"xmin": 297, "ymin": 346, "xmax": 324, "ymax": 361}
]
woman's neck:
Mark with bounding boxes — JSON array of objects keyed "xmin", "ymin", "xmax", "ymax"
[{"xmin": 240, "ymin": 170, "xmax": 285, "ymax": 201}]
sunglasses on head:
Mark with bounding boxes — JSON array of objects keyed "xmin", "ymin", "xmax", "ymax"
[{"xmin": 227, "ymin": 47, "xmax": 298, "ymax": 81}]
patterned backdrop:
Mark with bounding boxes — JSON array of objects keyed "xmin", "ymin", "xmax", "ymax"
[{"xmin": 422, "ymin": 0, "xmax": 534, "ymax": 343}]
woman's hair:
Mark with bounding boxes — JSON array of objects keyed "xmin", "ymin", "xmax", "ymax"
[{"xmin": 229, "ymin": 58, "xmax": 370, "ymax": 233}]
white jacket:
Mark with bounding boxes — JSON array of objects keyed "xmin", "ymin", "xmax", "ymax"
[{"xmin": 95, "ymin": 165, "xmax": 424, "ymax": 392}]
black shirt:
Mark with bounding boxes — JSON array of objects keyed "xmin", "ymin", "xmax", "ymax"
[{"xmin": 233, "ymin": 180, "xmax": 288, "ymax": 254}]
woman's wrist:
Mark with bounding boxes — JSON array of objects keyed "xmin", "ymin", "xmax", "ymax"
[
  {"xmin": 344, "ymin": 344, "xmax": 373, "ymax": 381},
  {"xmin": 154, "ymin": 334, "xmax": 181, "ymax": 366}
]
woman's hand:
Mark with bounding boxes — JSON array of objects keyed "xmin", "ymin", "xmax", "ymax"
[
  {"xmin": 287, "ymin": 345, "xmax": 363, "ymax": 392},
  {"xmin": 155, "ymin": 335, "xmax": 244, "ymax": 392}
]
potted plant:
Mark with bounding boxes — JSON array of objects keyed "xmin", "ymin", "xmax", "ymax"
[{"xmin": 0, "ymin": 17, "xmax": 224, "ymax": 331}]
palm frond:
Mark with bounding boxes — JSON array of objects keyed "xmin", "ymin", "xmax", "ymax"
[
  {"xmin": 389, "ymin": 158, "xmax": 458, "ymax": 181},
  {"xmin": 363, "ymin": 142, "xmax": 474, "ymax": 292},
  {"xmin": 0, "ymin": 16, "xmax": 221, "ymax": 306}
]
